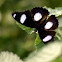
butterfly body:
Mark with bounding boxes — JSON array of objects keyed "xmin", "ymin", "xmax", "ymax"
[{"xmin": 12, "ymin": 7, "xmax": 58, "ymax": 44}]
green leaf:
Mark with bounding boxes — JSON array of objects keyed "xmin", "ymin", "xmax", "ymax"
[
  {"xmin": 35, "ymin": 35, "xmax": 41, "ymax": 45},
  {"xmin": 35, "ymin": 34, "xmax": 45, "ymax": 49},
  {"xmin": 58, "ymin": 17, "xmax": 62, "ymax": 27},
  {"xmin": 25, "ymin": 42, "xmax": 62, "ymax": 62},
  {"xmin": 16, "ymin": 22, "xmax": 34, "ymax": 34},
  {"xmin": 52, "ymin": 56, "xmax": 62, "ymax": 62},
  {"xmin": 44, "ymin": 7, "xmax": 62, "ymax": 17}
]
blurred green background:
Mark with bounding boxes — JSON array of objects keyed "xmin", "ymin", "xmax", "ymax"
[{"xmin": 0, "ymin": 0, "xmax": 62, "ymax": 60}]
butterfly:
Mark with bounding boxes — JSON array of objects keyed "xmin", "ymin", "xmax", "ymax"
[{"xmin": 12, "ymin": 7, "xmax": 58, "ymax": 44}]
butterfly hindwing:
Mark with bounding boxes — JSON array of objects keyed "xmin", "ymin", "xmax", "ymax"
[
  {"xmin": 12, "ymin": 10, "xmax": 36, "ymax": 28},
  {"xmin": 38, "ymin": 29, "xmax": 56, "ymax": 44}
]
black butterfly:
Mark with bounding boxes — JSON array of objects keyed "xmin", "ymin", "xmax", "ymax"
[{"xmin": 12, "ymin": 7, "xmax": 58, "ymax": 44}]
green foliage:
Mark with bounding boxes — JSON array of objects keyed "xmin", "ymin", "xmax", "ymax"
[
  {"xmin": 1, "ymin": 0, "xmax": 62, "ymax": 61},
  {"xmin": 25, "ymin": 42, "xmax": 62, "ymax": 62},
  {"xmin": 44, "ymin": 7, "xmax": 62, "ymax": 17}
]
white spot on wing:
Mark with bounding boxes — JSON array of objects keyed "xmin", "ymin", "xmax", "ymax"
[
  {"xmin": 44, "ymin": 22, "xmax": 53, "ymax": 29},
  {"xmin": 34, "ymin": 12, "xmax": 42, "ymax": 21},
  {"xmin": 20, "ymin": 14, "xmax": 26, "ymax": 24},
  {"xmin": 13, "ymin": 14, "xmax": 16, "ymax": 18},
  {"xmin": 43, "ymin": 35, "xmax": 52, "ymax": 42}
]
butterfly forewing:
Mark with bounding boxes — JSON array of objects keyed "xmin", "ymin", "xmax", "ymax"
[
  {"xmin": 31, "ymin": 7, "xmax": 49, "ymax": 23},
  {"xmin": 12, "ymin": 7, "xmax": 49, "ymax": 28},
  {"xmin": 12, "ymin": 10, "xmax": 36, "ymax": 28},
  {"xmin": 38, "ymin": 29, "xmax": 56, "ymax": 44},
  {"xmin": 39, "ymin": 15, "xmax": 58, "ymax": 31}
]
